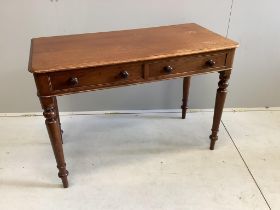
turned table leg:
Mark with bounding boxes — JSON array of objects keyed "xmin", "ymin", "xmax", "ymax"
[
  {"xmin": 39, "ymin": 96, "xmax": 69, "ymax": 188},
  {"xmin": 209, "ymin": 70, "xmax": 231, "ymax": 150},
  {"xmin": 54, "ymin": 97, "xmax": 63, "ymax": 144},
  {"xmin": 181, "ymin": 77, "xmax": 191, "ymax": 119}
]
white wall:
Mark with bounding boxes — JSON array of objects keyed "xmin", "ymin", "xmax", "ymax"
[
  {"xmin": 226, "ymin": 0, "xmax": 280, "ymax": 107},
  {"xmin": 0, "ymin": 0, "xmax": 279, "ymax": 112}
]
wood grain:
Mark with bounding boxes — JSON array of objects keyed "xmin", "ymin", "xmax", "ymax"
[
  {"xmin": 148, "ymin": 51, "xmax": 227, "ymax": 78},
  {"xmin": 29, "ymin": 23, "xmax": 238, "ymax": 73}
]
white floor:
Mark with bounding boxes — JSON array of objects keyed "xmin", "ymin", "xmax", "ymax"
[{"xmin": 0, "ymin": 109, "xmax": 279, "ymax": 210}]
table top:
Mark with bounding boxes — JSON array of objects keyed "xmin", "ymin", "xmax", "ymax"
[{"xmin": 28, "ymin": 23, "xmax": 238, "ymax": 73}]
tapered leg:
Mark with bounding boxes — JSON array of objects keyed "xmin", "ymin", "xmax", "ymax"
[
  {"xmin": 39, "ymin": 96, "xmax": 69, "ymax": 188},
  {"xmin": 181, "ymin": 77, "xmax": 191, "ymax": 119},
  {"xmin": 54, "ymin": 97, "xmax": 63, "ymax": 144},
  {"xmin": 209, "ymin": 70, "xmax": 231, "ymax": 150}
]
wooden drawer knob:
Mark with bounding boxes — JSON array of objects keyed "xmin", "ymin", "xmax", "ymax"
[
  {"xmin": 120, "ymin": 71, "xmax": 129, "ymax": 79},
  {"xmin": 164, "ymin": 65, "xmax": 173, "ymax": 73},
  {"xmin": 69, "ymin": 77, "xmax": 79, "ymax": 86},
  {"xmin": 206, "ymin": 59, "xmax": 216, "ymax": 67}
]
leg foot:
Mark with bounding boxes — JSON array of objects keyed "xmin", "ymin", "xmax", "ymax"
[
  {"xmin": 58, "ymin": 168, "xmax": 69, "ymax": 188},
  {"xmin": 181, "ymin": 77, "xmax": 191, "ymax": 119},
  {"xmin": 209, "ymin": 133, "xmax": 218, "ymax": 150},
  {"xmin": 62, "ymin": 177, "xmax": 69, "ymax": 188},
  {"xmin": 181, "ymin": 107, "xmax": 187, "ymax": 119}
]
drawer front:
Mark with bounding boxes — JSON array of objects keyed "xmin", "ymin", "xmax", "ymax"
[
  {"xmin": 148, "ymin": 52, "xmax": 227, "ymax": 78},
  {"xmin": 50, "ymin": 63, "xmax": 143, "ymax": 91}
]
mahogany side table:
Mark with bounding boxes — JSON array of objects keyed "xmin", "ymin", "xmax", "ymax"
[{"xmin": 28, "ymin": 23, "xmax": 238, "ymax": 188}]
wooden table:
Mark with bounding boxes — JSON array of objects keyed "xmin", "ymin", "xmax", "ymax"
[{"xmin": 28, "ymin": 23, "xmax": 238, "ymax": 188}]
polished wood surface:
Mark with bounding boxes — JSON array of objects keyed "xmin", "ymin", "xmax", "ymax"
[
  {"xmin": 148, "ymin": 51, "xmax": 227, "ymax": 78},
  {"xmin": 29, "ymin": 23, "xmax": 238, "ymax": 73},
  {"xmin": 210, "ymin": 70, "xmax": 231, "ymax": 150},
  {"xmin": 33, "ymin": 49, "xmax": 235, "ymax": 97},
  {"xmin": 28, "ymin": 23, "xmax": 238, "ymax": 188}
]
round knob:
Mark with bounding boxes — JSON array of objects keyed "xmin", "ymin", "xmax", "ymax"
[
  {"xmin": 164, "ymin": 65, "xmax": 173, "ymax": 73},
  {"xmin": 120, "ymin": 71, "xmax": 129, "ymax": 79},
  {"xmin": 69, "ymin": 77, "xmax": 79, "ymax": 86},
  {"xmin": 206, "ymin": 59, "xmax": 216, "ymax": 67}
]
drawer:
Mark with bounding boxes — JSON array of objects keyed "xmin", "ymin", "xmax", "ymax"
[
  {"xmin": 49, "ymin": 63, "xmax": 143, "ymax": 91},
  {"xmin": 148, "ymin": 52, "xmax": 227, "ymax": 78}
]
